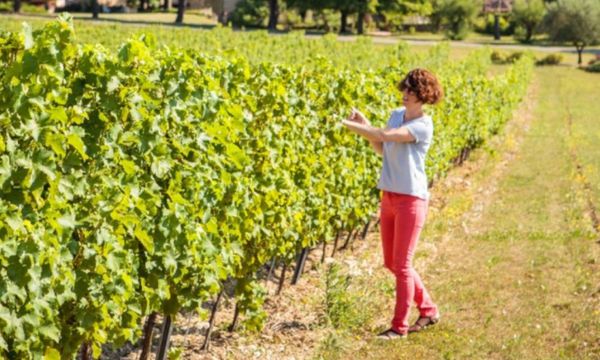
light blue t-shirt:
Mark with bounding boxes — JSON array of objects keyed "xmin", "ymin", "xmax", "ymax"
[{"xmin": 376, "ymin": 108, "xmax": 434, "ymax": 200}]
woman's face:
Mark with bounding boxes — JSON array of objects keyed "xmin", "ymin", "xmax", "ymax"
[{"xmin": 402, "ymin": 88, "xmax": 420, "ymax": 107}]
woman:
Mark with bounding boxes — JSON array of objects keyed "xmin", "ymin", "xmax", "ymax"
[{"xmin": 341, "ymin": 68, "xmax": 443, "ymax": 339}]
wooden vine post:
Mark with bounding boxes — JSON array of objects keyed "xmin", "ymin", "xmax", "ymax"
[
  {"xmin": 79, "ymin": 342, "xmax": 92, "ymax": 360},
  {"xmin": 201, "ymin": 289, "xmax": 224, "ymax": 351},
  {"xmin": 139, "ymin": 312, "xmax": 158, "ymax": 360},
  {"xmin": 340, "ymin": 228, "xmax": 355, "ymax": 250},
  {"xmin": 228, "ymin": 303, "xmax": 240, "ymax": 332},
  {"xmin": 156, "ymin": 315, "xmax": 173, "ymax": 360},
  {"xmin": 265, "ymin": 257, "xmax": 277, "ymax": 285},
  {"xmin": 291, "ymin": 247, "xmax": 309, "ymax": 285},
  {"xmin": 361, "ymin": 219, "xmax": 372, "ymax": 240},
  {"xmin": 276, "ymin": 262, "xmax": 288, "ymax": 295},
  {"xmin": 331, "ymin": 226, "xmax": 343, "ymax": 258}
]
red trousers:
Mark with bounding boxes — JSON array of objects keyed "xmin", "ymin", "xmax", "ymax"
[{"xmin": 380, "ymin": 191, "xmax": 438, "ymax": 334}]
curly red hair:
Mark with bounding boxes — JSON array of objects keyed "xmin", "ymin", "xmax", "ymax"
[{"xmin": 398, "ymin": 68, "xmax": 443, "ymax": 105}]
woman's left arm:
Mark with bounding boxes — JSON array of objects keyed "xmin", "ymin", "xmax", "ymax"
[{"xmin": 342, "ymin": 120, "xmax": 416, "ymax": 143}]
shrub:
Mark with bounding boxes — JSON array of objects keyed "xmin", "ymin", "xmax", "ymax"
[
  {"xmin": 22, "ymin": 3, "xmax": 48, "ymax": 13},
  {"xmin": 475, "ymin": 13, "xmax": 513, "ymax": 36},
  {"xmin": 434, "ymin": 0, "xmax": 479, "ymax": 40},
  {"xmin": 535, "ymin": 53, "xmax": 563, "ymax": 66},
  {"xmin": 230, "ymin": 0, "xmax": 269, "ymax": 28},
  {"xmin": 0, "ymin": 2, "xmax": 47, "ymax": 13},
  {"xmin": 0, "ymin": 2, "xmax": 11, "ymax": 12},
  {"xmin": 585, "ymin": 61, "xmax": 600, "ymax": 73},
  {"xmin": 512, "ymin": 0, "xmax": 545, "ymax": 43},
  {"xmin": 491, "ymin": 50, "xmax": 526, "ymax": 64},
  {"xmin": 507, "ymin": 51, "xmax": 525, "ymax": 63},
  {"xmin": 311, "ymin": 9, "xmax": 342, "ymax": 33},
  {"xmin": 282, "ymin": 9, "xmax": 303, "ymax": 30},
  {"xmin": 491, "ymin": 50, "xmax": 507, "ymax": 64}
]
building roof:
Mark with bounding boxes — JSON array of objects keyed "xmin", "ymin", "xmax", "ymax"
[{"xmin": 483, "ymin": 0, "xmax": 512, "ymax": 13}]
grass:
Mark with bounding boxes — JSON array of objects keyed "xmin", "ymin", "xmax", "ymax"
[
  {"xmin": 563, "ymin": 68, "xmax": 600, "ymax": 234},
  {"xmin": 406, "ymin": 43, "xmax": 475, "ymax": 61},
  {"xmin": 311, "ymin": 66, "xmax": 600, "ymax": 359},
  {"xmin": 395, "ymin": 31, "xmax": 522, "ymax": 45},
  {"xmin": 393, "ymin": 30, "xmax": 600, "ymax": 48}
]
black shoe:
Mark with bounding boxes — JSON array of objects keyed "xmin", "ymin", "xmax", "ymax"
[{"xmin": 376, "ymin": 328, "xmax": 408, "ymax": 340}]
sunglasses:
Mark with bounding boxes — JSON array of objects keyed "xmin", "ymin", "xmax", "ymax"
[{"xmin": 399, "ymin": 76, "xmax": 416, "ymax": 93}]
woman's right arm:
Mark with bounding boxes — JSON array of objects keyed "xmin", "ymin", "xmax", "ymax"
[{"xmin": 348, "ymin": 108, "xmax": 384, "ymax": 156}]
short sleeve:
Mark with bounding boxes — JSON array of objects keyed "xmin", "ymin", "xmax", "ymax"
[
  {"xmin": 385, "ymin": 114, "xmax": 394, "ymax": 130},
  {"xmin": 385, "ymin": 110, "xmax": 401, "ymax": 130},
  {"xmin": 404, "ymin": 118, "xmax": 433, "ymax": 144}
]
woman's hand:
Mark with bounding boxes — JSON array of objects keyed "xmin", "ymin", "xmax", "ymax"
[
  {"xmin": 341, "ymin": 109, "xmax": 384, "ymax": 155},
  {"xmin": 341, "ymin": 118, "xmax": 384, "ymax": 156},
  {"xmin": 342, "ymin": 107, "xmax": 374, "ymax": 136},
  {"xmin": 347, "ymin": 107, "xmax": 371, "ymax": 126}
]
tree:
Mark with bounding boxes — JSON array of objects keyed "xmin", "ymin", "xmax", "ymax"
[
  {"xmin": 13, "ymin": 0, "xmax": 21, "ymax": 13},
  {"xmin": 357, "ymin": 0, "xmax": 368, "ymax": 34},
  {"xmin": 92, "ymin": 0, "xmax": 100, "ymax": 19},
  {"xmin": 285, "ymin": 0, "xmax": 320, "ymax": 13},
  {"xmin": 377, "ymin": 0, "xmax": 432, "ymax": 15},
  {"xmin": 327, "ymin": 0, "xmax": 358, "ymax": 33},
  {"xmin": 268, "ymin": 0, "xmax": 280, "ymax": 30},
  {"xmin": 433, "ymin": 0, "xmax": 480, "ymax": 40},
  {"xmin": 512, "ymin": 0, "xmax": 545, "ymax": 43},
  {"xmin": 284, "ymin": 0, "xmax": 433, "ymax": 33},
  {"xmin": 175, "ymin": 0, "xmax": 187, "ymax": 23},
  {"xmin": 429, "ymin": 0, "xmax": 444, "ymax": 32},
  {"xmin": 331, "ymin": 0, "xmax": 382, "ymax": 34},
  {"xmin": 356, "ymin": 0, "xmax": 381, "ymax": 34},
  {"xmin": 231, "ymin": 0, "xmax": 270, "ymax": 27},
  {"xmin": 286, "ymin": 0, "xmax": 355, "ymax": 33},
  {"xmin": 543, "ymin": 0, "xmax": 600, "ymax": 65}
]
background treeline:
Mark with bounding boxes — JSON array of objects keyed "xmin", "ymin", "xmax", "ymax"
[
  {"xmin": 233, "ymin": 0, "xmax": 598, "ymax": 43},
  {"xmin": 4, "ymin": 0, "xmax": 599, "ymax": 61},
  {"xmin": 229, "ymin": 0, "xmax": 599, "ymax": 64}
]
